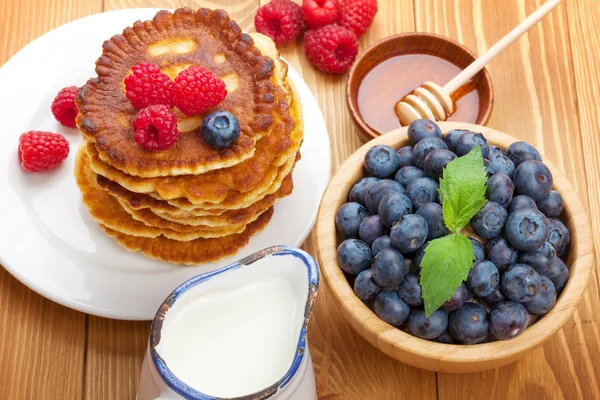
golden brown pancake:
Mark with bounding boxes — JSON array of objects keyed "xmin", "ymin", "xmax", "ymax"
[
  {"xmin": 85, "ymin": 78, "xmax": 302, "ymax": 205},
  {"xmin": 75, "ymin": 8, "xmax": 282, "ymax": 178},
  {"xmin": 75, "ymin": 148, "xmax": 263, "ymax": 240},
  {"xmin": 96, "ymin": 172, "xmax": 294, "ymax": 227},
  {"xmin": 100, "ymin": 207, "xmax": 274, "ymax": 265}
]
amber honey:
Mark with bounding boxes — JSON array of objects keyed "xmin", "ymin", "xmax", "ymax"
[{"xmin": 357, "ymin": 54, "xmax": 481, "ymax": 134}]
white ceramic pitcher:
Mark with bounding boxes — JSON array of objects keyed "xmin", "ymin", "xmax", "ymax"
[{"xmin": 137, "ymin": 246, "xmax": 319, "ymax": 400}]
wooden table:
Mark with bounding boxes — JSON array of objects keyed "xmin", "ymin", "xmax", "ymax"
[{"xmin": 1, "ymin": 0, "xmax": 599, "ymax": 399}]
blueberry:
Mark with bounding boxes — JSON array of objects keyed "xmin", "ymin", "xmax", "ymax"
[
  {"xmin": 481, "ymin": 285, "xmax": 506, "ymax": 307},
  {"xmin": 406, "ymin": 177, "xmax": 439, "ymax": 208},
  {"xmin": 412, "ymin": 242, "xmax": 428, "ymax": 271},
  {"xmin": 335, "ymin": 202, "xmax": 369, "ymax": 239},
  {"xmin": 412, "ymin": 137, "xmax": 448, "ymax": 169},
  {"xmin": 518, "ymin": 242, "xmax": 556, "ymax": 275},
  {"xmin": 358, "ymin": 215, "xmax": 388, "ymax": 246},
  {"xmin": 485, "ymin": 237, "xmax": 517, "ymax": 272},
  {"xmin": 396, "ymin": 146, "xmax": 415, "ymax": 167},
  {"xmin": 443, "ymin": 129, "xmax": 468, "ymax": 151},
  {"xmin": 469, "ymin": 237, "xmax": 486, "ymax": 262},
  {"xmin": 508, "ymin": 195, "xmax": 538, "ymax": 214},
  {"xmin": 354, "ymin": 269, "xmax": 381, "ymax": 301},
  {"xmin": 372, "ymin": 248, "xmax": 406, "ymax": 287},
  {"xmin": 364, "ymin": 145, "xmax": 401, "ymax": 178},
  {"xmin": 543, "ymin": 257, "xmax": 569, "ymax": 292},
  {"xmin": 505, "ymin": 208, "xmax": 549, "ymax": 251},
  {"xmin": 513, "ymin": 160, "xmax": 553, "ymax": 201},
  {"xmin": 547, "ymin": 218, "xmax": 570, "ymax": 256},
  {"xmin": 373, "ymin": 291, "xmax": 411, "ymax": 326},
  {"xmin": 416, "ymin": 202, "xmax": 449, "ymax": 240},
  {"xmin": 201, "ymin": 111, "xmax": 241, "ymax": 149},
  {"xmin": 423, "ymin": 149, "xmax": 457, "ymax": 179},
  {"xmin": 435, "ymin": 331, "xmax": 457, "ymax": 344},
  {"xmin": 467, "ymin": 260, "xmax": 500, "ymax": 297},
  {"xmin": 397, "ymin": 273, "xmax": 423, "ymax": 306},
  {"xmin": 471, "ymin": 201, "xmax": 508, "ymax": 239},
  {"xmin": 371, "ymin": 235, "xmax": 392, "ymax": 256},
  {"xmin": 394, "ymin": 166, "xmax": 426, "ymax": 186},
  {"xmin": 506, "ymin": 141, "xmax": 541, "ymax": 167},
  {"xmin": 486, "ymin": 173, "xmax": 514, "ymax": 208},
  {"xmin": 365, "ymin": 179, "xmax": 405, "ymax": 214},
  {"xmin": 337, "ymin": 239, "xmax": 372, "ymax": 275},
  {"xmin": 488, "ymin": 145, "xmax": 506, "ymax": 158},
  {"xmin": 407, "ymin": 308, "xmax": 448, "ymax": 340},
  {"xmin": 378, "ymin": 192, "xmax": 413, "ymax": 228},
  {"xmin": 448, "ymin": 303, "xmax": 489, "ymax": 344},
  {"xmin": 349, "ymin": 177, "xmax": 380, "ymax": 206},
  {"xmin": 407, "ymin": 119, "xmax": 442, "ymax": 145},
  {"xmin": 536, "ymin": 190, "xmax": 564, "ymax": 218},
  {"xmin": 489, "ymin": 301, "xmax": 528, "ymax": 340},
  {"xmin": 442, "ymin": 283, "xmax": 473, "ymax": 312},
  {"xmin": 524, "ymin": 275, "xmax": 556, "ymax": 315},
  {"xmin": 455, "ymin": 132, "xmax": 489, "ymax": 158},
  {"xmin": 501, "ymin": 264, "xmax": 541, "ymax": 302},
  {"xmin": 390, "ymin": 214, "xmax": 428, "ymax": 253},
  {"xmin": 486, "ymin": 154, "xmax": 516, "ymax": 179}
]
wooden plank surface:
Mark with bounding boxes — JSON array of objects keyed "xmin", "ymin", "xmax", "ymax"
[
  {"xmin": 0, "ymin": 0, "xmax": 599, "ymax": 399},
  {"xmin": 0, "ymin": 1, "xmax": 101, "ymax": 399}
]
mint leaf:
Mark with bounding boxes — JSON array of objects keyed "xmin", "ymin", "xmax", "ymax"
[
  {"xmin": 420, "ymin": 234, "xmax": 475, "ymax": 317},
  {"xmin": 439, "ymin": 147, "xmax": 488, "ymax": 232}
]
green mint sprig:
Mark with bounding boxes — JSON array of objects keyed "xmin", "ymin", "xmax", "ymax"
[{"xmin": 420, "ymin": 147, "xmax": 488, "ymax": 317}]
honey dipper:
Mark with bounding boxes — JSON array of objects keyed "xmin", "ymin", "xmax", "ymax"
[{"xmin": 395, "ymin": 0, "xmax": 561, "ymax": 126}]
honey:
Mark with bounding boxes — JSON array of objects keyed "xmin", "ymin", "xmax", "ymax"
[{"xmin": 357, "ymin": 54, "xmax": 481, "ymax": 134}]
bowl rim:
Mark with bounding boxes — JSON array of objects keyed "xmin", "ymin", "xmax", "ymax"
[
  {"xmin": 346, "ymin": 32, "xmax": 495, "ymax": 141},
  {"xmin": 315, "ymin": 121, "xmax": 594, "ymax": 372}
]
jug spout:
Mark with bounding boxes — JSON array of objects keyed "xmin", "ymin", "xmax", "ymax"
[{"xmin": 138, "ymin": 246, "xmax": 319, "ymax": 400}]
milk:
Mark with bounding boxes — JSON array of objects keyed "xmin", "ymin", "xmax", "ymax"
[{"xmin": 137, "ymin": 246, "xmax": 319, "ymax": 400}]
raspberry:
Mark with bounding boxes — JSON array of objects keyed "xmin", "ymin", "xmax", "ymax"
[
  {"xmin": 338, "ymin": 0, "xmax": 378, "ymax": 38},
  {"xmin": 303, "ymin": 0, "xmax": 340, "ymax": 29},
  {"xmin": 133, "ymin": 105, "xmax": 179, "ymax": 151},
  {"xmin": 51, "ymin": 86, "xmax": 79, "ymax": 128},
  {"xmin": 172, "ymin": 66, "xmax": 227, "ymax": 116},
  {"xmin": 304, "ymin": 25, "xmax": 358, "ymax": 74},
  {"xmin": 255, "ymin": 0, "xmax": 303, "ymax": 46},
  {"xmin": 124, "ymin": 62, "xmax": 174, "ymax": 109},
  {"xmin": 18, "ymin": 131, "xmax": 70, "ymax": 172}
]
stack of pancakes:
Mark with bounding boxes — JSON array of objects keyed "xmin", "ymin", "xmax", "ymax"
[{"xmin": 74, "ymin": 8, "xmax": 303, "ymax": 265}]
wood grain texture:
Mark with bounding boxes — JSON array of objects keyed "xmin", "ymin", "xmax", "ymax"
[
  {"xmin": 315, "ymin": 121, "xmax": 594, "ymax": 373},
  {"xmin": 0, "ymin": 0, "xmax": 100, "ymax": 399},
  {"xmin": 415, "ymin": 0, "xmax": 600, "ymax": 398}
]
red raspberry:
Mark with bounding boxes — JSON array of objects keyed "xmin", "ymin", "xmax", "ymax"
[
  {"xmin": 18, "ymin": 131, "xmax": 70, "ymax": 172},
  {"xmin": 124, "ymin": 62, "xmax": 174, "ymax": 109},
  {"xmin": 303, "ymin": 0, "xmax": 340, "ymax": 29},
  {"xmin": 304, "ymin": 25, "xmax": 358, "ymax": 74},
  {"xmin": 338, "ymin": 0, "xmax": 378, "ymax": 38},
  {"xmin": 255, "ymin": 0, "xmax": 303, "ymax": 46},
  {"xmin": 172, "ymin": 66, "xmax": 227, "ymax": 116},
  {"xmin": 51, "ymin": 86, "xmax": 79, "ymax": 128},
  {"xmin": 133, "ymin": 105, "xmax": 179, "ymax": 151}
]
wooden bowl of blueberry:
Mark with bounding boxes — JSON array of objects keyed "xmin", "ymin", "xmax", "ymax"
[{"xmin": 315, "ymin": 119, "xmax": 594, "ymax": 373}]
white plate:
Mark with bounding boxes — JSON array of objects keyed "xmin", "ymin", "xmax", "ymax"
[{"xmin": 0, "ymin": 9, "xmax": 331, "ymax": 320}]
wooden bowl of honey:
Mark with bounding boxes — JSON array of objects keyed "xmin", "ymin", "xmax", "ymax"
[{"xmin": 347, "ymin": 33, "xmax": 494, "ymax": 142}]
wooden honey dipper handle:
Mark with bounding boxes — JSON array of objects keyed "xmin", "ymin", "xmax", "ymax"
[
  {"xmin": 443, "ymin": 0, "xmax": 561, "ymax": 94},
  {"xmin": 395, "ymin": 0, "xmax": 561, "ymax": 126}
]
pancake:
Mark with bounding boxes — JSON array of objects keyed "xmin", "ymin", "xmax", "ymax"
[
  {"xmin": 75, "ymin": 148, "xmax": 263, "ymax": 240},
  {"xmin": 100, "ymin": 207, "xmax": 274, "ymax": 265},
  {"xmin": 85, "ymin": 77, "xmax": 302, "ymax": 205},
  {"xmin": 75, "ymin": 8, "xmax": 281, "ymax": 178},
  {"xmin": 97, "ymin": 172, "xmax": 294, "ymax": 226}
]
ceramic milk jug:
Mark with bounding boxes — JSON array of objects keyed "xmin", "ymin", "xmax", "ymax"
[{"xmin": 137, "ymin": 246, "xmax": 319, "ymax": 400}]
